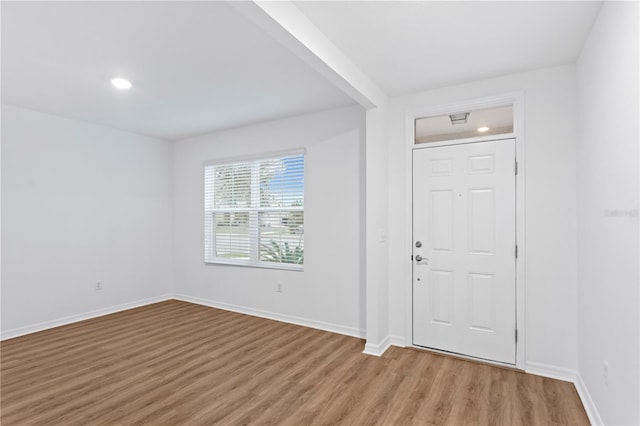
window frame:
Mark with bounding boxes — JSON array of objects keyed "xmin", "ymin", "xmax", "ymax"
[{"xmin": 203, "ymin": 149, "xmax": 305, "ymax": 271}]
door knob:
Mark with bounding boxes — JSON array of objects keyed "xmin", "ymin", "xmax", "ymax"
[{"xmin": 415, "ymin": 255, "xmax": 423, "ymax": 262}]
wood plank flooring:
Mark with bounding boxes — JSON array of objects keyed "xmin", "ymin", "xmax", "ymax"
[{"xmin": 1, "ymin": 300, "xmax": 589, "ymax": 425}]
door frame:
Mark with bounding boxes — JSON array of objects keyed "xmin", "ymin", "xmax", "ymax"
[{"xmin": 404, "ymin": 92, "xmax": 526, "ymax": 369}]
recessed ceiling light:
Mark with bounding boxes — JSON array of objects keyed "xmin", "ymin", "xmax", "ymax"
[
  {"xmin": 111, "ymin": 78, "xmax": 132, "ymax": 90},
  {"xmin": 477, "ymin": 126, "xmax": 490, "ymax": 133}
]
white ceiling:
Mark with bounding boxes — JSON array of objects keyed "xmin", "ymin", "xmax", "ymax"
[
  {"xmin": 1, "ymin": 1, "xmax": 355, "ymax": 141},
  {"xmin": 294, "ymin": 1, "xmax": 602, "ymax": 96},
  {"xmin": 2, "ymin": 1, "xmax": 603, "ymax": 141}
]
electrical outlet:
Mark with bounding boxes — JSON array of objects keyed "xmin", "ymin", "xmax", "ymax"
[
  {"xmin": 276, "ymin": 281, "xmax": 283, "ymax": 293},
  {"xmin": 95, "ymin": 281, "xmax": 102, "ymax": 291},
  {"xmin": 603, "ymin": 360, "xmax": 609, "ymax": 386}
]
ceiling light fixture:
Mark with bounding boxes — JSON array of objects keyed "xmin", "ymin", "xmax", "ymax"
[
  {"xmin": 111, "ymin": 78, "xmax": 132, "ymax": 90},
  {"xmin": 477, "ymin": 126, "xmax": 490, "ymax": 133}
]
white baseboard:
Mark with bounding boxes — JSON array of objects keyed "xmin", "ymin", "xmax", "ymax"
[
  {"xmin": 390, "ymin": 334, "xmax": 406, "ymax": 347},
  {"xmin": 574, "ymin": 373, "xmax": 604, "ymax": 426},
  {"xmin": 362, "ymin": 335, "xmax": 391, "ymax": 356},
  {"xmin": 525, "ymin": 361, "xmax": 577, "ymax": 382},
  {"xmin": 526, "ymin": 362, "xmax": 603, "ymax": 426},
  {"xmin": 362, "ymin": 334, "xmax": 404, "ymax": 357},
  {"xmin": 0, "ymin": 294, "xmax": 173, "ymax": 341},
  {"xmin": 173, "ymin": 294, "xmax": 365, "ymax": 339},
  {"xmin": 1, "ymin": 293, "xmax": 365, "ymax": 342}
]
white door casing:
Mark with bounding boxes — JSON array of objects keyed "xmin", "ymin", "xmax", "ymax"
[{"xmin": 412, "ymin": 138, "xmax": 516, "ymax": 364}]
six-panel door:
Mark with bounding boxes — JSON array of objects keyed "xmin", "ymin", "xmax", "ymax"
[{"xmin": 412, "ymin": 139, "xmax": 516, "ymax": 364}]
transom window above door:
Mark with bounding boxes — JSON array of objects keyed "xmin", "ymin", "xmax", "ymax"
[{"xmin": 415, "ymin": 105, "xmax": 514, "ymax": 144}]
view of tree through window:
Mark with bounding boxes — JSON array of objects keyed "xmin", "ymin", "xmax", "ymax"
[{"xmin": 204, "ymin": 153, "xmax": 304, "ymax": 269}]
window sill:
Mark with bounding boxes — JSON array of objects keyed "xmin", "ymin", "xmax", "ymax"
[{"xmin": 204, "ymin": 259, "xmax": 304, "ymax": 272}]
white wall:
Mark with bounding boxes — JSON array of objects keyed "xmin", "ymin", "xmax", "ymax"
[
  {"xmin": 172, "ymin": 105, "xmax": 366, "ymax": 336},
  {"xmin": 1, "ymin": 105, "xmax": 173, "ymax": 337},
  {"xmin": 577, "ymin": 2, "xmax": 639, "ymax": 425},
  {"xmin": 385, "ymin": 65, "xmax": 580, "ymax": 371}
]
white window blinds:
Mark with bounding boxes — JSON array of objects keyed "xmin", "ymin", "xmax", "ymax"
[{"xmin": 204, "ymin": 153, "xmax": 304, "ymax": 270}]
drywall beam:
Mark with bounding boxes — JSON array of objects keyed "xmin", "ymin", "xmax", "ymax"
[{"xmin": 229, "ymin": 0, "xmax": 387, "ymax": 109}]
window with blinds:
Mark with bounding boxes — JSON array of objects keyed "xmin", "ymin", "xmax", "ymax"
[{"xmin": 204, "ymin": 152, "xmax": 304, "ymax": 270}]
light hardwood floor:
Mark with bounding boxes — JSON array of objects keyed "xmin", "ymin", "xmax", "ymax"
[{"xmin": 1, "ymin": 300, "xmax": 589, "ymax": 425}]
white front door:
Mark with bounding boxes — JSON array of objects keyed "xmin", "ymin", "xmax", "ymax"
[{"xmin": 412, "ymin": 139, "xmax": 516, "ymax": 364}]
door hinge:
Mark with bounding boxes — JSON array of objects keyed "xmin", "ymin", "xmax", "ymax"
[
  {"xmin": 514, "ymin": 160, "xmax": 518, "ymax": 175},
  {"xmin": 515, "ymin": 329, "xmax": 518, "ymax": 342},
  {"xmin": 515, "ymin": 245, "xmax": 518, "ymax": 258}
]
